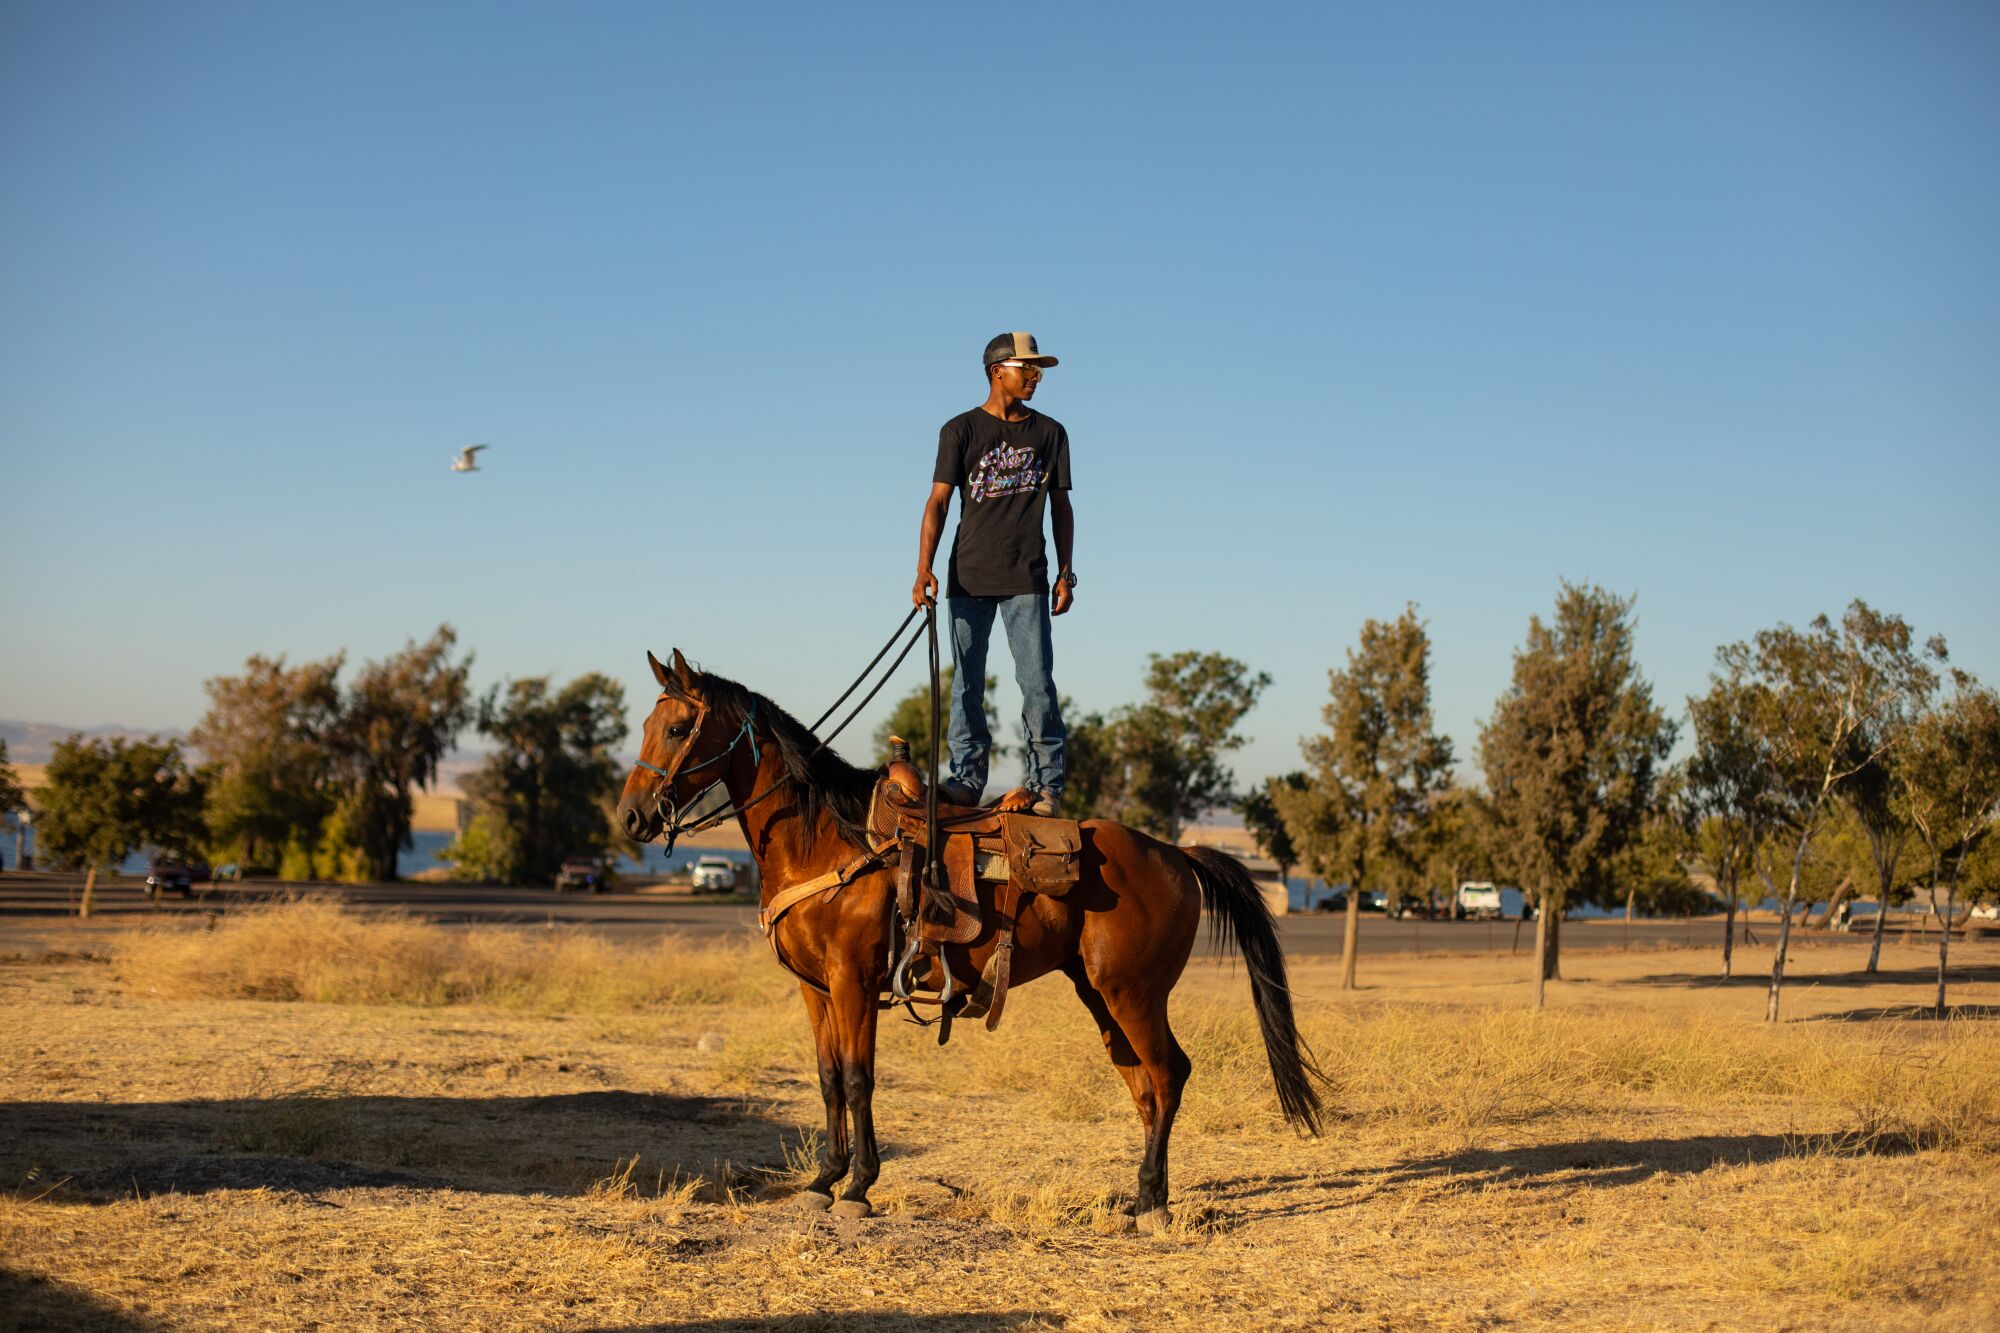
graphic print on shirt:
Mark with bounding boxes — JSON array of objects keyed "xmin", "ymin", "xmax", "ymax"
[{"xmin": 966, "ymin": 440, "xmax": 1046, "ymax": 503}]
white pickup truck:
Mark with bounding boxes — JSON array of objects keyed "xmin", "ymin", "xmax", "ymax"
[
  {"xmin": 1456, "ymin": 882, "xmax": 1505, "ymax": 920},
  {"xmin": 689, "ymin": 855, "xmax": 739, "ymax": 893}
]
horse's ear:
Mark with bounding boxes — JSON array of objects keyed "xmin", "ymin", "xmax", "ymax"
[
  {"xmin": 647, "ymin": 650, "xmax": 671, "ymax": 689},
  {"xmin": 669, "ymin": 648, "xmax": 696, "ymax": 688}
]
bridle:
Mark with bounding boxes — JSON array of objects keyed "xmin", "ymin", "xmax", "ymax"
[
  {"xmin": 632, "ymin": 604, "xmax": 937, "ymax": 855},
  {"xmin": 632, "ymin": 694, "xmax": 762, "ymax": 856}
]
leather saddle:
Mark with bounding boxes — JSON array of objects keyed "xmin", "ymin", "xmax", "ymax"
[{"xmin": 871, "ymin": 746, "xmax": 1083, "ymax": 1030}]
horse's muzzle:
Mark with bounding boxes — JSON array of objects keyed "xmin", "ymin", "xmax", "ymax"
[{"xmin": 617, "ymin": 793, "xmax": 663, "ymax": 845}]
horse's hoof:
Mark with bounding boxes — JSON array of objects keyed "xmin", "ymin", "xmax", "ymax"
[
  {"xmin": 793, "ymin": 1191, "xmax": 834, "ymax": 1212},
  {"xmin": 829, "ymin": 1198, "xmax": 873, "ymax": 1220},
  {"xmin": 1137, "ymin": 1207, "xmax": 1172, "ymax": 1235},
  {"xmin": 1105, "ymin": 1212, "xmax": 1137, "ymax": 1234}
]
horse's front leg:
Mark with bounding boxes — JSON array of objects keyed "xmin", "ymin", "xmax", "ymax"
[
  {"xmin": 795, "ymin": 985, "xmax": 848, "ymax": 1210},
  {"xmin": 827, "ymin": 965, "xmax": 884, "ymax": 1219}
]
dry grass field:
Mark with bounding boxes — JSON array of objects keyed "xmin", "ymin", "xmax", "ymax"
[{"xmin": 3, "ymin": 903, "xmax": 1997, "ymax": 1332}]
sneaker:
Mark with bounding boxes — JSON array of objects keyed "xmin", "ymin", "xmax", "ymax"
[
  {"xmin": 937, "ymin": 779, "xmax": 982, "ymax": 807},
  {"xmin": 1029, "ymin": 792, "xmax": 1059, "ymax": 817}
]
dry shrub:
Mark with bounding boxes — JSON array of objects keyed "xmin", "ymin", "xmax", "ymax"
[
  {"xmin": 112, "ymin": 898, "xmax": 790, "ymax": 1011},
  {"xmin": 110, "ymin": 904, "xmax": 2000, "ymax": 1159}
]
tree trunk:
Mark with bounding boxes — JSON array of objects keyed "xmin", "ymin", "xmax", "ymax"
[
  {"xmin": 1541, "ymin": 898, "xmax": 1563, "ymax": 981},
  {"xmin": 1808, "ymin": 876, "xmax": 1854, "ymax": 931},
  {"xmin": 1721, "ymin": 877, "xmax": 1737, "ymax": 980},
  {"xmin": 80, "ymin": 863, "xmax": 98, "ymax": 918},
  {"xmin": 1765, "ymin": 831, "xmax": 1813, "ymax": 1023},
  {"xmin": 1624, "ymin": 885, "xmax": 1636, "ymax": 923},
  {"xmin": 1936, "ymin": 874, "xmax": 1957, "ymax": 1020},
  {"xmin": 1340, "ymin": 890, "xmax": 1360, "ymax": 991},
  {"xmin": 1866, "ymin": 867, "xmax": 1892, "ymax": 974},
  {"xmin": 1532, "ymin": 888, "xmax": 1550, "ymax": 1007}
]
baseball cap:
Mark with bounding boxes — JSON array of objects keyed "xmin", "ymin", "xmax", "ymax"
[{"xmin": 983, "ymin": 331, "xmax": 1059, "ymax": 368}]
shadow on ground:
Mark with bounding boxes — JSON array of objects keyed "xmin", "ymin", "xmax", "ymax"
[
  {"xmin": 0, "ymin": 1090, "xmax": 798, "ymax": 1203},
  {"xmin": 1796, "ymin": 1003, "xmax": 2000, "ymax": 1023},
  {"xmin": 0, "ymin": 1267, "xmax": 161, "ymax": 1331},
  {"xmin": 1203, "ymin": 1130, "xmax": 1925, "ymax": 1221},
  {"xmin": 1620, "ymin": 964, "xmax": 2000, "ymax": 991},
  {"xmin": 585, "ymin": 1317, "xmax": 1056, "ymax": 1333}
]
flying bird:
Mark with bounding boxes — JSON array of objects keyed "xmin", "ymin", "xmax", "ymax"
[{"xmin": 451, "ymin": 445, "xmax": 488, "ymax": 473}]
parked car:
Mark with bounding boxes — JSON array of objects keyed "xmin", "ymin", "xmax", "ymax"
[
  {"xmin": 554, "ymin": 856, "xmax": 613, "ymax": 894},
  {"xmin": 1309, "ymin": 887, "xmax": 1351, "ymax": 913},
  {"xmin": 144, "ymin": 861, "xmax": 207, "ymax": 900},
  {"xmin": 689, "ymin": 856, "xmax": 739, "ymax": 893}
]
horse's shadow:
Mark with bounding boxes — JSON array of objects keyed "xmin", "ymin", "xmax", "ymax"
[
  {"xmin": 1204, "ymin": 1130, "xmax": 1922, "ymax": 1220},
  {"xmin": 1, "ymin": 1090, "xmax": 798, "ymax": 1204}
]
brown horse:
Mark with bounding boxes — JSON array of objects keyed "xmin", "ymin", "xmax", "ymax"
[{"xmin": 617, "ymin": 649, "xmax": 1322, "ymax": 1230}]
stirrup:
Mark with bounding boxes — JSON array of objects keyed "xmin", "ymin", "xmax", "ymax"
[{"xmin": 889, "ymin": 929, "xmax": 955, "ymax": 1009}]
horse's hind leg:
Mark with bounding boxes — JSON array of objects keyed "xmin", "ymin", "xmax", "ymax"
[
  {"xmin": 796, "ymin": 986, "xmax": 848, "ymax": 1209},
  {"xmin": 1064, "ymin": 961, "xmax": 1191, "ymax": 1233}
]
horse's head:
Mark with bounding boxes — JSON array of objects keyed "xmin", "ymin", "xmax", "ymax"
[{"xmin": 616, "ymin": 648, "xmax": 752, "ymax": 847}]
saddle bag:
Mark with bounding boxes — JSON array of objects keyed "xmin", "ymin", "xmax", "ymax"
[{"xmin": 1000, "ymin": 813, "xmax": 1083, "ymax": 898}]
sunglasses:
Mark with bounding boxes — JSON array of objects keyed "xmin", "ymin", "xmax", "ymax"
[{"xmin": 997, "ymin": 360, "xmax": 1045, "ymax": 378}]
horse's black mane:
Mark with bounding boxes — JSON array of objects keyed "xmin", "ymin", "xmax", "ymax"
[{"xmin": 664, "ymin": 667, "xmax": 879, "ymax": 852}]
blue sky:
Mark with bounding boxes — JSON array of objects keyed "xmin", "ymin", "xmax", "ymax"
[{"xmin": 4, "ymin": 1, "xmax": 1996, "ymax": 789}]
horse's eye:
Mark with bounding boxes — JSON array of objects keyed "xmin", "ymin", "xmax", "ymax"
[{"xmin": 666, "ymin": 723, "xmax": 690, "ymax": 739}]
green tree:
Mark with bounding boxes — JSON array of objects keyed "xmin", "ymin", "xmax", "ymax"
[
  {"xmin": 1725, "ymin": 602, "xmax": 1939, "ymax": 1022},
  {"xmin": 0, "ymin": 740, "xmax": 26, "ymax": 870},
  {"xmin": 1594, "ymin": 785, "xmax": 1701, "ymax": 920},
  {"xmin": 444, "ymin": 672, "xmax": 629, "ymax": 884},
  {"xmin": 873, "ymin": 668, "xmax": 992, "ymax": 767},
  {"xmin": 1108, "ymin": 651, "xmax": 1271, "ymax": 840},
  {"xmin": 1239, "ymin": 772, "xmax": 1307, "ymax": 888},
  {"xmin": 1419, "ymin": 785, "xmax": 1494, "ymax": 920},
  {"xmin": 1898, "ymin": 670, "xmax": 2000, "ymax": 1016},
  {"xmin": 1277, "ymin": 607, "xmax": 1452, "ymax": 990},
  {"xmin": 1684, "ymin": 664, "xmax": 1783, "ymax": 977},
  {"xmin": 35, "ymin": 735, "xmax": 205, "ymax": 916},
  {"xmin": 1478, "ymin": 583, "xmax": 1675, "ymax": 1006},
  {"xmin": 1045, "ymin": 706, "xmax": 1119, "ymax": 820},
  {"xmin": 1838, "ymin": 646, "xmax": 1930, "ymax": 972},
  {"xmin": 190, "ymin": 653, "xmax": 343, "ymax": 874},
  {"xmin": 326, "ymin": 626, "xmax": 474, "ymax": 882}
]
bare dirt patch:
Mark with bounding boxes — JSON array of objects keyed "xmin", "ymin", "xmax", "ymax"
[{"xmin": 3, "ymin": 907, "xmax": 1997, "ymax": 1330}]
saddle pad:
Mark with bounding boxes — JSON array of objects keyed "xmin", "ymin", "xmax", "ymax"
[{"xmin": 1001, "ymin": 813, "xmax": 1083, "ymax": 898}]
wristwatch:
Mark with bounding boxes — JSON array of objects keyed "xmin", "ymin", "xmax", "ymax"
[{"xmin": 1057, "ymin": 568, "xmax": 1078, "ymax": 589}]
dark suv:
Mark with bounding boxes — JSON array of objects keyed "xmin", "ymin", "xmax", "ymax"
[
  {"xmin": 144, "ymin": 861, "xmax": 208, "ymax": 900},
  {"xmin": 554, "ymin": 856, "xmax": 613, "ymax": 894}
]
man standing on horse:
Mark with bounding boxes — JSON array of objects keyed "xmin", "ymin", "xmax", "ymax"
[{"xmin": 912, "ymin": 331, "xmax": 1075, "ymax": 816}]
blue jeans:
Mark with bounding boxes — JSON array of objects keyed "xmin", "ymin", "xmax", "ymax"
[{"xmin": 946, "ymin": 593, "xmax": 1066, "ymax": 801}]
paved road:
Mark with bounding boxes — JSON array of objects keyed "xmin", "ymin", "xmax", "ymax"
[{"xmin": 0, "ymin": 869, "xmax": 1907, "ymax": 960}]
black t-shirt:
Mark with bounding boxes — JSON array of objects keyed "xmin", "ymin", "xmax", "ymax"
[{"xmin": 933, "ymin": 407, "xmax": 1071, "ymax": 598}]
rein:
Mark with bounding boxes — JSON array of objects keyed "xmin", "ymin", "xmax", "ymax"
[{"xmin": 638, "ymin": 604, "xmax": 935, "ymax": 854}]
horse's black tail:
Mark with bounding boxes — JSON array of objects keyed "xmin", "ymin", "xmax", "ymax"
[{"xmin": 1184, "ymin": 844, "xmax": 1326, "ymax": 1135}]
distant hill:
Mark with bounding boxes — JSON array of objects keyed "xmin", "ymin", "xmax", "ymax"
[
  {"xmin": 0, "ymin": 720, "xmax": 188, "ymax": 765},
  {"xmin": 0, "ymin": 720, "xmax": 492, "ymax": 796}
]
